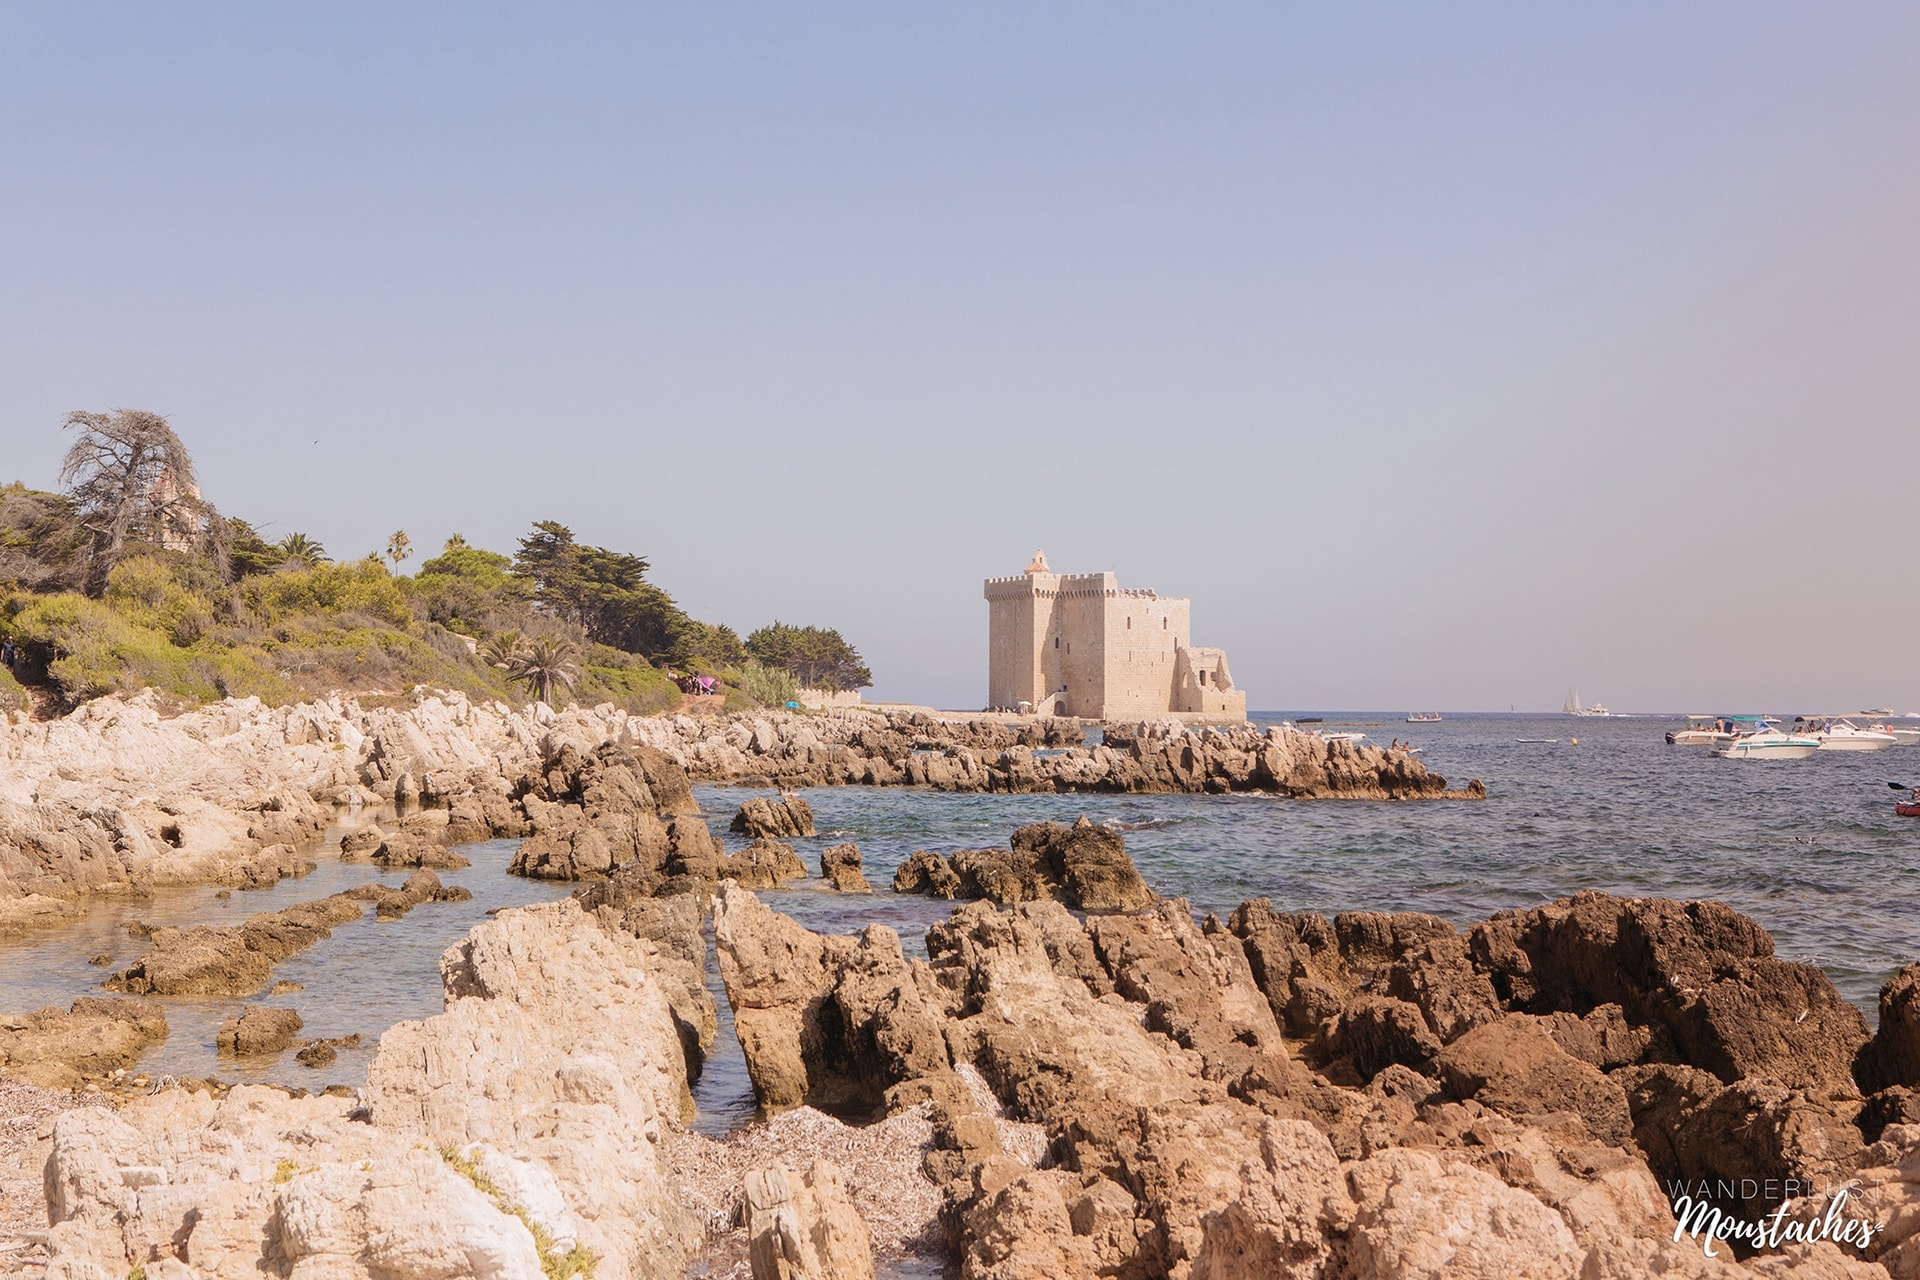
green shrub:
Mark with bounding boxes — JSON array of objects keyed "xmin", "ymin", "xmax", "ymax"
[
  {"xmin": 738, "ymin": 659, "xmax": 798, "ymax": 707},
  {"xmin": 242, "ymin": 561, "xmax": 412, "ymax": 628},
  {"xmin": 0, "ymin": 663, "xmax": 25, "ymax": 713}
]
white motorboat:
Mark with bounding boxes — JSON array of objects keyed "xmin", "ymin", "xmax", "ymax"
[
  {"xmin": 1405, "ymin": 712, "xmax": 1442, "ymax": 723},
  {"xmin": 1317, "ymin": 730, "xmax": 1367, "ymax": 744},
  {"xmin": 1714, "ymin": 725, "xmax": 1820, "ymax": 760},
  {"xmin": 1809, "ymin": 719, "xmax": 1898, "ymax": 752},
  {"xmin": 1864, "ymin": 722, "xmax": 1920, "ymax": 746},
  {"xmin": 1667, "ymin": 715, "xmax": 1736, "ymax": 747},
  {"xmin": 1565, "ymin": 690, "xmax": 1612, "ymax": 717}
]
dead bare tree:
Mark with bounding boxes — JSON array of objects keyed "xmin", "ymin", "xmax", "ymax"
[{"xmin": 59, "ymin": 409, "xmax": 211, "ymax": 578}]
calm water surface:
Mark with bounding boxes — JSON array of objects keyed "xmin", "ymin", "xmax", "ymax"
[{"xmin": 6, "ymin": 712, "xmax": 1919, "ymax": 1133}]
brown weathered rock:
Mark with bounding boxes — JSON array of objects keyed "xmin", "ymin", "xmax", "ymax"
[
  {"xmin": 1857, "ymin": 962, "xmax": 1920, "ymax": 1095},
  {"xmin": 733, "ymin": 794, "xmax": 817, "ymax": 839},
  {"xmin": 821, "ymin": 842, "xmax": 872, "ymax": 893},
  {"xmin": 1620, "ymin": 1064, "xmax": 1867, "ymax": 1224},
  {"xmin": 1342, "ymin": 1146, "xmax": 1582, "ymax": 1279},
  {"xmin": 744, "ymin": 1160, "xmax": 875, "ymax": 1280},
  {"xmin": 1009, "ymin": 817, "xmax": 1154, "ymax": 910},
  {"xmin": 105, "ymin": 891, "xmax": 368, "ymax": 996},
  {"xmin": 1434, "ymin": 1014, "xmax": 1633, "ymax": 1145},
  {"xmin": 1085, "ymin": 899, "xmax": 1288, "ymax": 1093},
  {"xmin": 216, "ymin": 1005, "xmax": 304, "ymax": 1055},
  {"xmin": 726, "ymin": 837, "xmax": 810, "ymax": 889},
  {"xmin": 893, "ymin": 849, "xmax": 963, "ymax": 898},
  {"xmin": 712, "ymin": 884, "xmax": 952, "ymax": 1116},
  {"xmin": 372, "ymin": 830, "xmax": 471, "ymax": 870},
  {"xmin": 0, "ymin": 997, "xmax": 167, "ymax": 1089},
  {"xmin": 894, "ymin": 818, "xmax": 1154, "ymax": 911},
  {"xmin": 1470, "ymin": 890, "xmax": 1869, "ymax": 1092},
  {"xmin": 294, "ymin": 1033, "xmax": 362, "ymax": 1068}
]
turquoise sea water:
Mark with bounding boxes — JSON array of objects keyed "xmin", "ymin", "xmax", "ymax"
[{"xmin": 4, "ymin": 712, "xmax": 1917, "ymax": 1122}]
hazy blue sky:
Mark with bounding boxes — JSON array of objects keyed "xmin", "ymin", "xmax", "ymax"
[{"xmin": 4, "ymin": 5, "xmax": 1916, "ymax": 711}]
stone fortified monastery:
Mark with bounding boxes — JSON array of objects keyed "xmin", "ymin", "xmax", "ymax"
[{"xmin": 984, "ymin": 551, "xmax": 1246, "ymax": 722}]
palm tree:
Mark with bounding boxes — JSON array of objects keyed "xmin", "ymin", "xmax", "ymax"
[
  {"xmin": 386, "ymin": 529, "xmax": 412, "ymax": 571},
  {"xmin": 277, "ymin": 533, "xmax": 329, "ymax": 567},
  {"xmin": 480, "ymin": 630, "xmax": 523, "ymax": 669},
  {"xmin": 507, "ymin": 635, "xmax": 580, "ymax": 705}
]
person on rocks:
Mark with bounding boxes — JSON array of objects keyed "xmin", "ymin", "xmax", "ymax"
[{"xmin": 0, "ymin": 636, "xmax": 14, "ymax": 670}]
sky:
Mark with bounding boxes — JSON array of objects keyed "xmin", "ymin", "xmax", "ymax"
[{"xmin": 2, "ymin": 4, "xmax": 1916, "ymax": 712}]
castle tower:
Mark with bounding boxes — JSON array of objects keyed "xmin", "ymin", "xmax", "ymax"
[{"xmin": 984, "ymin": 554, "xmax": 1244, "ymax": 721}]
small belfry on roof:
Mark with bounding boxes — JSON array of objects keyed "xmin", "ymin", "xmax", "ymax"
[{"xmin": 1024, "ymin": 549, "xmax": 1050, "ymax": 574}]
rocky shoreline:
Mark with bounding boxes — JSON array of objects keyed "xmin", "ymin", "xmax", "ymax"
[
  {"xmin": 9, "ymin": 819, "xmax": 1920, "ymax": 1278},
  {"xmin": 0, "ymin": 690, "xmax": 1478, "ymax": 924},
  {"xmin": 22, "ymin": 695, "xmax": 1918, "ymax": 1276}
]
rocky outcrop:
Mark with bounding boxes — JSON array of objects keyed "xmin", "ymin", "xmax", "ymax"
[
  {"xmin": 744, "ymin": 1160, "xmax": 875, "ymax": 1280},
  {"xmin": 726, "ymin": 837, "xmax": 810, "ymax": 889},
  {"xmin": 1857, "ymin": 963, "xmax": 1920, "ymax": 1095},
  {"xmin": 706, "ymin": 883, "xmax": 1901, "ymax": 1279},
  {"xmin": 43, "ymin": 1087, "xmax": 552, "ymax": 1280},
  {"xmin": 892, "ymin": 817, "xmax": 1156, "ymax": 911},
  {"xmin": 215, "ymin": 1004, "xmax": 304, "ymax": 1055},
  {"xmin": 2, "ymin": 692, "xmax": 1475, "ymax": 920},
  {"xmin": 105, "ymin": 890, "xmax": 371, "ymax": 996},
  {"xmin": 574, "ymin": 874, "xmax": 718, "ymax": 1075},
  {"xmin": 508, "ymin": 740, "xmax": 706, "ymax": 880},
  {"xmin": 0, "ymin": 997, "xmax": 167, "ymax": 1089},
  {"xmin": 821, "ymin": 842, "xmax": 872, "ymax": 893},
  {"xmin": 713, "ymin": 883, "xmax": 954, "ymax": 1116},
  {"xmin": 294, "ymin": 1032, "xmax": 361, "ymax": 1068},
  {"xmin": 1471, "ymin": 890, "xmax": 1870, "ymax": 1093},
  {"xmin": 734, "ymin": 794, "xmax": 817, "ymax": 839},
  {"xmin": 366, "ymin": 899, "xmax": 699, "ymax": 1276}
]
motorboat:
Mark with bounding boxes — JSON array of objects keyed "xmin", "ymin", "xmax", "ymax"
[
  {"xmin": 1565, "ymin": 691, "xmax": 1612, "ymax": 717},
  {"xmin": 1406, "ymin": 712, "xmax": 1442, "ymax": 723},
  {"xmin": 1865, "ymin": 722, "xmax": 1920, "ymax": 746},
  {"xmin": 1317, "ymin": 730, "xmax": 1367, "ymax": 744},
  {"xmin": 1714, "ymin": 721, "xmax": 1819, "ymax": 760},
  {"xmin": 1806, "ymin": 719, "xmax": 1898, "ymax": 753},
  {"xmin": 1667, "ymin": 715, "xmax": 1737, "ymax": 747}
]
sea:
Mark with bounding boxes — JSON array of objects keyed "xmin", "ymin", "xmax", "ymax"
[{"xmin": 5, "ymin": 710, "xmax": 1919, "ymax": 1136}]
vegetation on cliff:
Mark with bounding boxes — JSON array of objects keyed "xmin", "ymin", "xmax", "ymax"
[{"xmin": 0, "ymin": 410, "xmax": 871, "ymax": 714}]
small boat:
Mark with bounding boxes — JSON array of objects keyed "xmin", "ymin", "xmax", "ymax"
[
  {"xmin": 1667, "ymin": 715, "xmax": 1736, "ymax": 747},
  {"xmin": 1298, "ymin": 717, "xmax": 1324, "ymax": 724},
  {"xmin": 1317, "ymin": 730, "xmax": 1367, "ymax": 744},
  {"xmin": 1405, "ymin": 712, "xmax": 1442, "ymax": 723},
  {"xmin": 1516, "ymin": 737, "xmax": 1559, "ymax": 744},
  {"xmin": 1899, "ymin": 803, "xmax": 1920, "ymax": 818},
  {"xmin": 1715, "ymin": 723, "xmax": 1820, "ymax": 760},
  {"xmin": 1867, "ymin": 723, "xmax": 1920, "ymax": 746},
  {"xmin": 1806, "ymin": 719, "xmax": 1898, "ymax": 753},
  {"xmin": 1565, "ymin": 690, "xmax": 1613, "ymax": 717}
]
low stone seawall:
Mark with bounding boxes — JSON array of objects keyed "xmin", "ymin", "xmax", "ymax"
[{"xmin": 0, "ymin": 692, "xmax": 1478, "ymax": 920}]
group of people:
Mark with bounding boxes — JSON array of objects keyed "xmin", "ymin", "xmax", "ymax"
[{"xmin": 669, "ymin": 672, "xmax": 720, "ymax": 697}]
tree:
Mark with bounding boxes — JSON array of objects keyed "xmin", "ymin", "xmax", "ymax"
[
  {"xmin": 276, "ymin": 533, "xmax": 329, "ymax": 568},
  {"xmin": 745, "ymin": 622, "xmax": 873, "ymax": 691},
  {"xmin": 480, "ymin": 629, "xmax": 523, "ymax": 668},
  {"xmin": 510, "ymin": 520, "xmax": 692, "ymax": 657},
  {"xmin": 386, "ymin": 529, "xmax": 412, "ymax": 572},
  {"xmin": 59, "ymin": 409, "xmax": 211, "ymax": 576},
  {"xmin": 507, "ymin": 634, "xmax": 579, "ymax": 705}
]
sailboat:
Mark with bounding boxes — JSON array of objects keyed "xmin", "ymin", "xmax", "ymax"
[{"xmin": 1564, "ymin": 690, "xmax": 1612, "ymax": 718}]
